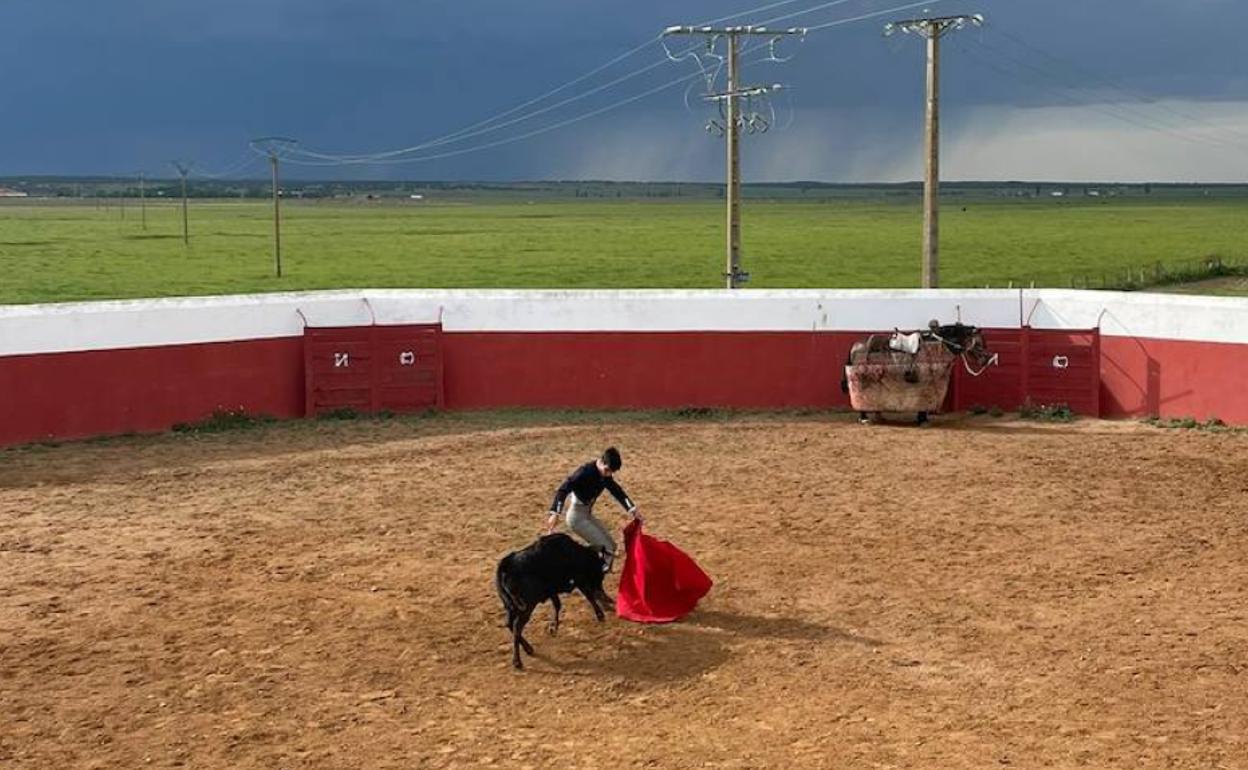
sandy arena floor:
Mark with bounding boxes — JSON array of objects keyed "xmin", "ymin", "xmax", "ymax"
[{"xmin": 1, "ymin": 412, "xmax": 1246, "ymax": 769}]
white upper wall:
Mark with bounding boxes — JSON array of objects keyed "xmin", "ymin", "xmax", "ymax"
[
  {"xmin": 374, "ymin": 289, "xmax": 1022, "ymax": 333},
  {"xmin": 0, "ymin": 291, "xmax": 374, "ymax": 357},
  {"xmin": 0, "ymin": 289, "xmax": 1021, "ymax": 356},
  {"xmin": 1025, "ymin": 290, "xmax": 1248, "ymax": 345},
  {"xmin": 1, "ymin": 288, "xmax": 1245, "ymax": 357}
]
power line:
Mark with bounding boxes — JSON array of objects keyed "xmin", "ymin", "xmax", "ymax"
[
  {"xmin": 807, "ymin": 0, "xmax": 951, "ymax": 32},
  {"xmin": 282, "ymin": 0, "xmax": 953, "ymax": 167},
  {"xmin": 992, "ymin": 26, "xmax": 1248, "ymax": 143},
  {"xmin": 274, "ymin": 65, "xmax": 722, "ymax": 167},
  {"xmin": 290, "ymin": 46, "xmax": 699, "ymax": 163},
  {"xmin": 277, "ymin": 38, "xmax": 795, "ymax": 168},
  {"xmin": 972, "ymin": 30, "xmax": 1248, "ymax": 153},
  {"xmin": 192, "ymin": 153, "xmax": 266, "ymax": 179},
  {"xmin": 265, "ymin": 0, "xmax": 963, "ymax": 169},
  {"xmin": 761, "ymin": 0, "xmax": 881, "ymax": 27},
  {"xmin": 318, "ymin": 0, "xmax": 840, "ymax": 162},
  {"xmin": 294, "ymin": 37, "xmax": 665, "ymax": 163},
  {"xmin": 954, "ymin": 34, "xmax": 1248, "ymax": 157}
]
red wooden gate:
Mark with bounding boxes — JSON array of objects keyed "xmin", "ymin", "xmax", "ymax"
[
  {"xmin": 303, "ymin": 324, "xmax": 443, "ymax": 417},
  {"xmin": 949, "ymin": 327, "xmax": 1100, "ymax": 416},
  {"xmin": 1020, "ymin": 327, "xmax": 1100, "ymax": 416}
]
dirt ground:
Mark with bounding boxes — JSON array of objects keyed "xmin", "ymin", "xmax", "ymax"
[
  {"xmin": 1157, "ymin": 275, "xmax": 1248, "ymax": 297},
  {"xmin": 2, "ymin": 412, "xmax": 1246, "ymax": 769}
]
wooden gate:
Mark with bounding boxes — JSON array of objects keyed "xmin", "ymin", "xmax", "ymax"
[
  {"xmin": 303, "ymin": 324, "xmax": 443, "ymax": 417},
  {"xmin": 949, "ymin": 327, "xmax": 1100, "ymax": 416},
  {"xmin": 1020, "ymin": 328, "xmax": 1100, "ymax": 416}
]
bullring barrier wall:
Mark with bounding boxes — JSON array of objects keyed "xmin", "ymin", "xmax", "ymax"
[{"xmin": 1, "ymin": 289, "xmax": 1245, "ymax": 446}]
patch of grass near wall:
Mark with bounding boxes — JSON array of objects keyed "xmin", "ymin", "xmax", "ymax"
[
  {"xmin": 172, "ymin": 407, "xmax": 277, "ymax": 434},
  {"xmin": 1142, "ymin": 416, "xmax": 1244, "ymax": 433},
  {"xmin": 1018, "ymin": 403, "xmax": 1076, "ymax": 422}
]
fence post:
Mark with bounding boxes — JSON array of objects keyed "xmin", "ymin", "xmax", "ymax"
[{"xmin": 1020, "ymin": 325, "xmax": 1031, "ymax": 409}]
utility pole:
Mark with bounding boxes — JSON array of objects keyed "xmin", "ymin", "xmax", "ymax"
[
  {"xmin": 724, "ymin": 36, "xmax": 742, "ymax": 289},
  {"xmin": 663, "ymin": 25, "xmax": 804, "ymax": 289},
  {"xmin": 139, "ymin": 172, "xmax": 147, "ymax": 230},
  {"xmin": 269, "ymin": 151, "xmax": 282, "ymax": 278},
  {"xmin": 251, "ymin": 137, "xmax": 297, "ymax": 279},
  {"xmin": 885, "ymin": 14, "xmax": 982, "ymax": 288},
  {"xmin": 170, "ymin": 161, "xmax": 193, "ymax": 246}
]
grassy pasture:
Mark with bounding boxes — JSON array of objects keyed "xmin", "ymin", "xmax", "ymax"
[{"xmin": 1, "ymin": 195, "xmax": 1246, "ymax": 304}]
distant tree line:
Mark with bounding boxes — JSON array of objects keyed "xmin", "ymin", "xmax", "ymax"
[{"xmin": 3, "ymin": 177, "xmax": 1248, "ymax": 202}]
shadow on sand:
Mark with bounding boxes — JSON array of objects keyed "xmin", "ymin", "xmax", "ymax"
[
  {"xmin": 684, "ymin": 608, "xmax": 884, "ymax": 648},
  {"xmin": 537, "ymin": 607, "xmax": 884, "ymax": 683}
]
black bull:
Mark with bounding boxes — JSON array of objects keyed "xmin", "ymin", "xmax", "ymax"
[{"xmin": 495, "ymin": 534, "xmax": 609, "ymax": 670}]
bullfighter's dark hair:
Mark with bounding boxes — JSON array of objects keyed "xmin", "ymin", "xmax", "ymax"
[{"xmin": 601, "ymin": 446, "xmax": 622, "ymax": 471}]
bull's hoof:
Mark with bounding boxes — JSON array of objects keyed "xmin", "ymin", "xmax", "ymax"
[{"xmin": 512, "ymin": 657, "xmax": 524, "ymax": 670}]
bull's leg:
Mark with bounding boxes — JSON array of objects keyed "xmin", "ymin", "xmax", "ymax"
[
  {"xmin": 547, "ymin": 594, "xmax": 562, "ymax": 635},
  {"xmin": 512, "ymin": 608, "xmax": 535, "ymax": 669},
  {"xmin": 579, "ymin": 587, "xmax": 607, "ymax": 622}
]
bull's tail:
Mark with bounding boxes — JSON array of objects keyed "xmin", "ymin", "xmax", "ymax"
[{"xmin": 495, "ymin": 559, "xmax": 528, "ymax": 616}]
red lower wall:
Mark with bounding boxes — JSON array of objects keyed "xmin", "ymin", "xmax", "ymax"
[
  {"xmin": 0, "ymin": 337, "xmax": 305, "ymax": 446},
  {"xmin": 2, "ymin": 328, "xmax": 1247, "ymax": 447},
  {"xmin": 1100, "ymin": 335, "xmax": 1248, "ymax": 424},
  {"xmin": 441, "ymin": 331, "xmax": 857, "ymax": 409}
]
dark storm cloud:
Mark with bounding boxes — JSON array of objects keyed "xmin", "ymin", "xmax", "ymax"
[{"xmin": 2, "ymin": 0, "xmax": 1246, "ymax": 180}]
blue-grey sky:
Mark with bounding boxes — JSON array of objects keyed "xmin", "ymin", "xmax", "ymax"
[{"xmin": 4, "ymin": 0, "xmax": 1248, "ymax": 182}]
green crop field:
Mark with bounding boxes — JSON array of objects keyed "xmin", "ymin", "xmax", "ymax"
[{"xmin": 2, "ymin": 195, "xmax": 1246, "ymax": 304}]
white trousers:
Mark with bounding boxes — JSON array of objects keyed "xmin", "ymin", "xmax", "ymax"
[{"xmin": 563, "ymin": 494, "xmax": 617, "ymax": 571}]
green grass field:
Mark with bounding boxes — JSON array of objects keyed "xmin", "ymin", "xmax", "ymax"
[{"xmin": 2, "ymin": 196, "xmax": 1246, "ymax": 304}]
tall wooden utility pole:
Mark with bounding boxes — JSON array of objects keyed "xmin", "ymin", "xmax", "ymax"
[
  {"xmin": 170, "ymin": 161, "xmax": 193, "ymax": 246},
  {"xmin": 250, "ymin": 137, "xmax": 297, "ymax": 279},
  {"xmin": 662, "ymin": 25, "xmax": 804, "ymax": 289},
  {"xmin": 725, "ymin": 35, "xmax": 742, "ymax": 289},
  {"xmin": 885, "ymin": 14, "xmax": 982, "ymax": 288},
  {"xmin": 269, "ymin": 152, "xmax": 282, "ymax": 278}
]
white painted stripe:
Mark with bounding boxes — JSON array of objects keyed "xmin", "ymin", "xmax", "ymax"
[{"xmin": 1025, "ymin": 290, "xmax": 1248, "ymax": 346}]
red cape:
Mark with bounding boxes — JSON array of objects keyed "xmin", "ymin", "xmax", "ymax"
[{"xmin": 616, "ymin": 519, "xmax": 712, "ymax": 623}]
